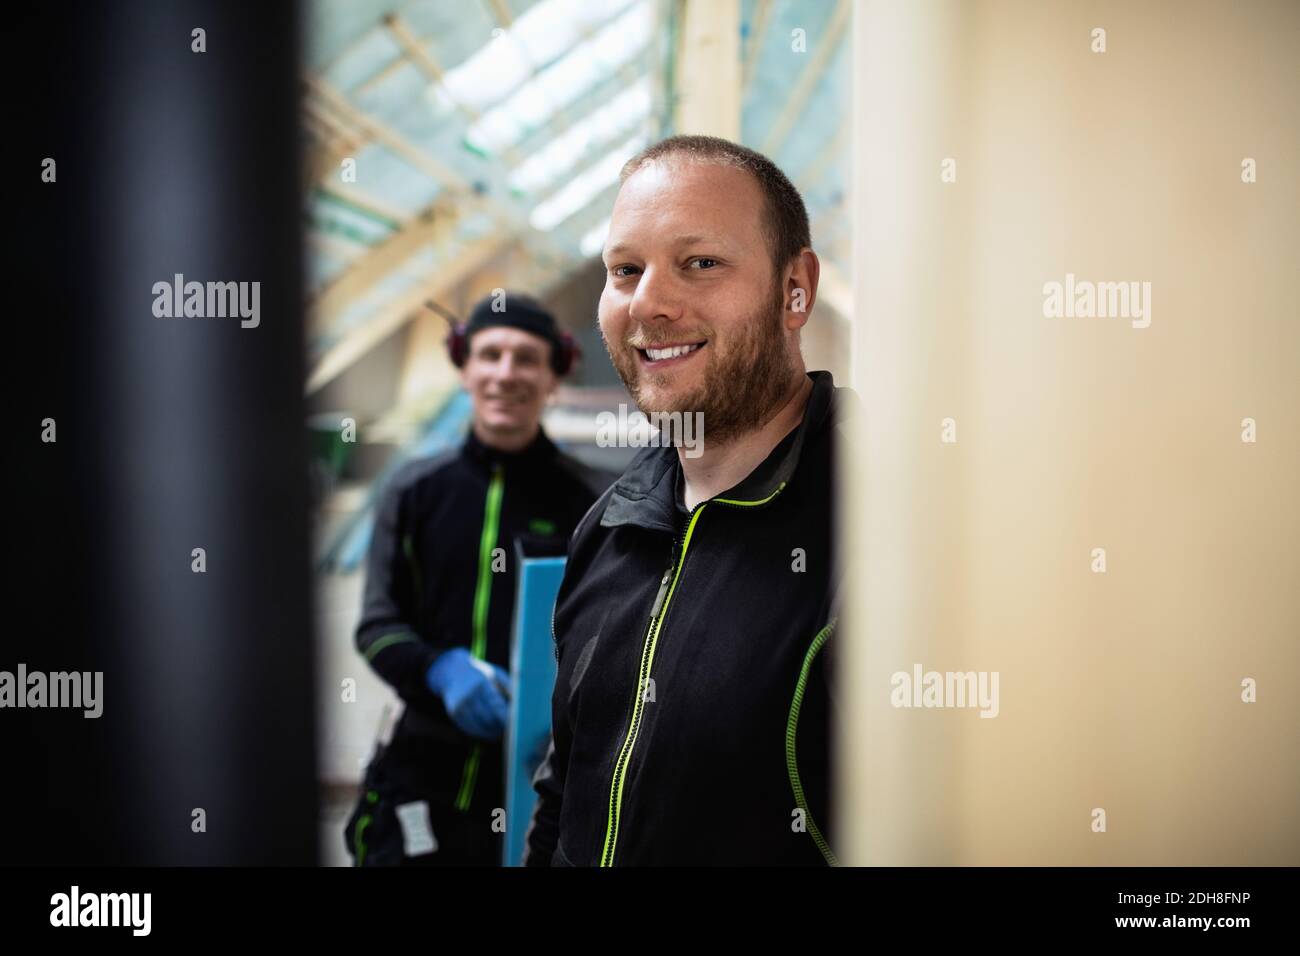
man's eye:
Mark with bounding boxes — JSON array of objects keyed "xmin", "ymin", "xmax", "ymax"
[
  {"xmin": 611, "ymin": 265, "xmax": 639, "ymax": 278},
  {"xmin": 689, "ymin": 257, "xmax": 719, "ymax": 270}
]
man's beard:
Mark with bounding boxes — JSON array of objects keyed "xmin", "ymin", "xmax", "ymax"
[{"xmin": 604, "ymin": 283, "xmax": 796, "ymax": 447}]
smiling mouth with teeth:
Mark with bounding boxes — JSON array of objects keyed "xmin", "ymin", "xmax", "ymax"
[{"xmin": 636, "ymin": 341, "xmax": 707, "ymax": 364}]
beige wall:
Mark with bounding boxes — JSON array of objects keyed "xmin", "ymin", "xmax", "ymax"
[{"xmin": 843, "ymin": 0, "xmax": 1299, "ymax": 864}]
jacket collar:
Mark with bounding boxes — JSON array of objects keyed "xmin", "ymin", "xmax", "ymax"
[
  {"xmin": 461, "ymin": 422, "xmax": 558, "ymax": 470},
  {"xmin": 600, "ymin": 369, "xmax": 846, "ymax": 533}
]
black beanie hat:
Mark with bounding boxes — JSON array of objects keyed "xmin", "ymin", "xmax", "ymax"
[{"xmin": 464, "ymin": 291, "xmax": 566, "ymax": 371}]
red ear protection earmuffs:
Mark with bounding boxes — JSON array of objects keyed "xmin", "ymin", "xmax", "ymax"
[{"xmin": 427, "ymin": 298, "xmax": 581, "ymax": 377}]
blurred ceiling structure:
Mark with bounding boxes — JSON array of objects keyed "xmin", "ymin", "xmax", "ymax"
[
  {"xmin": 302, "ymin": 0, "xmax": 851, "ymax": 399},
  {"xmin": 302, "ymin": 0, "xmax": 853, "ymax": 568}
]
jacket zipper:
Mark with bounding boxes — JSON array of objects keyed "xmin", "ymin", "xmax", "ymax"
[
  {"xmin": 598, "ymin": 511, "xmax": 699, "ymax": 866},
  {"xmin": 455, "ymin": 462, "xmax": 505, "ymax": 813},
  {"xmin": 598, "ymin": 479, "xmax": 788, "ymax": 866}
]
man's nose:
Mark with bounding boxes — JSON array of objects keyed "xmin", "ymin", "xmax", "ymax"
[
  {"xmin": 628, "ymin": 265, "xmax": 683, "ymax": 326},
  {"xmin": 493, "ymin": 353, "xmax": 519, "ymax": 381}
]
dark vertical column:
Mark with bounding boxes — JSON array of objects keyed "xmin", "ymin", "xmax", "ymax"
[{"xmin": 3, "ymin": 0, "xmax": 315, "ymax": 864}]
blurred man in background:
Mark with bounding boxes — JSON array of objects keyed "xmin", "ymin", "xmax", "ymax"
[{"xmin": 345, "ymin": 292, "xmax": 610, "ymax": 866}]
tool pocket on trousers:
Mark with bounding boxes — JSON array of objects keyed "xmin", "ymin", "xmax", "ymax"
[{"xmin": 343, "ymin": 748, "xmax": 405, "ymax": 867}]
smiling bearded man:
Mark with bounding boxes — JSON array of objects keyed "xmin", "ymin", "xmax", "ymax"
[
  {"xmin": 604, "ymin": 258, "xmax": 793, "ymax": 448},
  {"xmin": 523, "ymin": 135, "xmax": 859, "ymax": 867}
]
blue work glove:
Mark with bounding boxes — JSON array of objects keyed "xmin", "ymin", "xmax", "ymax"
[{"xmin": 425, "ymin": 647, "xmax": 510, "ymax": 741}]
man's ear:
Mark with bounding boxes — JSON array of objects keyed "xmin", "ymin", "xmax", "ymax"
[{"xmin": 785, "ymin": 249, "xmax": 820, "ymax": 329}]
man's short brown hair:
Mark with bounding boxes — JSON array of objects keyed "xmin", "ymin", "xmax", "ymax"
[{"xmin": 619, "ymin": 135, "xmax": 812, "ymax": 278}]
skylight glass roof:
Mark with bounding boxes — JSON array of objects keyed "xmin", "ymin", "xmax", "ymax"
[{"xmin": 463, "ymin": 0, "xmax": 653, "ymax": 155}]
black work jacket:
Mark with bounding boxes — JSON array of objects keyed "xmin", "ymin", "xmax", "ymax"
[
  {"xmin": 355, "ymin": 425, "xmax": 610, "ymax": 813},
  {"xmin": 525, "ymin": 370, "xmax": 854, "ymax": 866}
]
